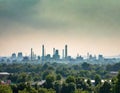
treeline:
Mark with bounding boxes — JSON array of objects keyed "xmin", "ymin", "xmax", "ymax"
[
  {"xmin": 0, "ymin": 72, "xmax": 120, "ymax": 93},
  {"xmin": 0, "ymin": 62, "xmax": 120, "ymax": 80},
  {"xmin": 0, "ymin": 62, "xmax": 120, "ymax": 93}
]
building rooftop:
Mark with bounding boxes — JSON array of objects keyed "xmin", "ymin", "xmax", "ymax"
[{"xmin": 0, "ymin": 72, "xmax": 10, "ymax": 75}]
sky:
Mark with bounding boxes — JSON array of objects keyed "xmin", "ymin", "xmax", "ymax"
[{"xmin": 0, "ymin": 0, "xmax": 120, "ymax": 57}]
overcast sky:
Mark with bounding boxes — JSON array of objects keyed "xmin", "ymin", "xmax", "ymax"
[{"xmin": 0, "ymin": 0, "xmax": 120, "ymax": 57}]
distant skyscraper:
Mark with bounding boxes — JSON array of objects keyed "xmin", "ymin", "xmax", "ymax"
[
  {"xmin": 62, "ymin": 49, "xmax": 64, "ymax": 59},
  {"xmin": 18, "ymin": 52, "xmax": 23, "ymax": 62},
  {"xmin": 53, "ymin": 48, "xmax": 56, "ymax": 56},
  {"xmin": 98, "ymin": 54, "xmax": 104, "ymax": 62},
  {"xmin": 11, "ymin": 53, "xmax": 16, "ymax": 62},
  {"xmin": 12, "ymin": 53, "xmax": 16, "ymax": 58},
  {"xmin": 65, "ymin": 45, "xmax": 68, "ymax": 59},
  {"xmin": 31, "ymin": 48, "xmax": 33, "ymax": 61},
  {"xmin": 42, "ymin": 45, "xmax": 45, "ymax": 61},
  {"xmin": 87, "ymin": 52, "xmax": 90, "ymax": 60},
  {"xmin": 53, "ymin": 49, "xmax": 60, "ymax": 60},
  {"xmin": 18, "ymin": 52, "xmax": 23, "ymax": 58}
]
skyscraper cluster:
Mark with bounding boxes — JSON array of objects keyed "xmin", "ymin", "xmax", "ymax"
[
  {"xmin": 0, "ymin": 44, "xmax": 120, "ymax": 64},
  {"xmin": 40, "ymin": 45, "xmax": 68, "ymax": 62}
]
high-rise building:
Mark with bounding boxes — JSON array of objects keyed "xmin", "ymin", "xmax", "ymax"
[
  {"xmin": 12, "ymin": 53, "xmax": 16, "ymax": 58},
  {"xmin": 18, "ymin": 52, "xmax": 23, "ymax": 58},
  {"xmin": 53, "ymin": 49, "xmax": 60, "ymax": 60},
  {"xmin": 11, "ymin": 53, "xmax": 16, "ymax": 62},
  {"xmin": 53, "ymin": 48, "xmax": 56, "ymax": 56},
  {"xmin": 65, "ymin": 45, "xmax": 68, "ymax": 59},
  {"xmin": 31, "ymin": 48, "xmax": 33, "ymax": 61},
  {"xmin": 42, "ymin": 45, "xmax": 45, "ymax": 61},
  {"xmin": 17, "ymin": 52, "xmax": 23, "ymax": 62},
  {"xmin": 62, "ymin": 49, "xmax": 64, "ymax": 59},
  {"xmin": 98, "ymin": 54, "xmax": 104, "ymax": 62}
]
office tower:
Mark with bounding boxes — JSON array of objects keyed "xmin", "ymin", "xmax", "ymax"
[
  {"xmin": 12, "ymin": 53, "xmax": 16, "ymax": 59},
  {"xmin": 31, "ymin": 48, "xmax": 33, "ymax": 61},
  {"xmin": 53, "ymin": 48, "xmax": 56, "ymax": 56},
  {"xmin": 87, "ymin": 52, "xmax": 90, "ymax": 60},
  {"xmin": 98, "ymin": 54, "xmax": 104, "ymax": 62},
  {"xmin": 62, "ymin": 49, "xmax": 64, "ymax": 59},
  {"xmin": 42, "ymin": 45, "xmax": 45, "ymax": 61},
  {"xmin": 12, "ymin": 53, "xmax": 16, "ymax": 58},
  {"xmin": 18, "ymin": 52, "xmax": 23, "ymax": 58},
  {"xmin": 11, "ymin": 53, "xmax": 16, "ymax": 62},
  {"xmin": 18, "ymin": 52, "xmax": 23, "ymax": 62},
  {"xmin": 65, "ymin": 45, "xmax": 68, "ymax": 59},
  {"xmin": 53, "ymin": 49, "xmax": 60, "ymax": 60},
  {"xmin": 55, "ymin": 50, "xmax": 59, "ymax": 55}
]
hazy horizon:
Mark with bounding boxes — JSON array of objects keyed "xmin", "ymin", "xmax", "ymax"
[{"xmin": 0, "ymin": 0, "xmax": 120, "ymax": 57}]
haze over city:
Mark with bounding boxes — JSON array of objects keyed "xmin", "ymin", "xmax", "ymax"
[{"xmin": 0, "ymin": 0, "xmax": 120, "ymax": 57}]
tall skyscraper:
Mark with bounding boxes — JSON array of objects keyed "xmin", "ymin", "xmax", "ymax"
[
  {"xmin": 18, "ymin": 52, "xmax": 23, "ymax": 58},
  {"xmin": 11, "ymin": 53, "xmax": 16, "ymax": 62},
  {"xmin": 87, "ymin": 52, "xmax": 90, "ymax": 60},
  {"xmin": 18, "ymin": 52, "xmax": 23, "ymax": 62},
  {"xmin": 62, "ymin": 49, "xmax": 64, "ymax": 59},
  {"xmin": 42, "ymin": 45, "xmax": 45, "ymax": 61},
  {"xmin": 65, "ymin": 45, "xmax": 68, "ymax": 59},
  {"xmin": 53, "ymin": 49, "xmax": 60, "ymax": 60},
  {"xmin": 53, "ymin": 48, "xmax": 56, "ymax": 56},
  {"xmin": 31, "ymin": 48, "xmax": 33, "ymax": 61}
]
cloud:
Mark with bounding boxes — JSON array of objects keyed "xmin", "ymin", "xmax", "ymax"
[
  {"xmin": 0, "ymin": 0, "xmax": 120, "ymax": 56},
  {"xmin": 0, "ymin": 0, "xmax": 39, "ymax": 17},
  {"xmin": 0, "ymin": 0, "xmax": 120, "ymax": 36}
]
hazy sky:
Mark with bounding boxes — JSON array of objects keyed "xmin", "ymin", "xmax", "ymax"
[{"xmin": 0, "ymin": 0, "xmax": 120, "ymax": 57}]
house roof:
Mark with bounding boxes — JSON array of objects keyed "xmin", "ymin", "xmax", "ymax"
[{"xmin": 0, "ymin": 72, "xmax": 10, "ymax": 75}]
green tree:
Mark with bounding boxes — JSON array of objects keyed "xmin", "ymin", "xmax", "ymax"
[
  {"xmin": 38, "ymin": 88, "xmax": 55, "ymax": 93},
  {"xmin": 54, "ymin": 81, "xmax": 61, "ymax": 93},
  {"xmin": 18, "ymin": 82, "xmax": 37, "ymax": 93},
  {"xmin": 19, "ymin": 88, "xmax": 38, "ymax": 93},
  {"xmin": 113, "ymin": 71, "xmax": 120, "ymax": 93},
  {"xmin": 86, "ymin": 79, "xmax": 91, "ymax": 86},
  {"xmin": 17, "ymin": 73, "xmax": 28, "ymax": 83},
  {"xmin": 61, "ymin": 83, "xmax": 68, "ymax": 93},
  {"xmin": 45, "ymin": 74, "xmax": 55, "ymax": 89},
  {"xmin": 56, "ymin": 74, "xmax": 62, "ymax": 81},
  {"xmin": 38, "ymin": 88, "xmax": 48, "ymax": 93},
  {"xmin": 99, "ymin": 81, "xmax": 111, "ymax": 93},
  {"xmin": 66, "ymin": 76, "xmax": 75, "ymax": 83},
  {"xmin": 42, "ymin": 71, "xmax": 52, "ymax": 80},
  {"xmin": 95, "ymin": 75, "xmax": 101, "ymax": 86},
  {"xmin": 17, "ymin": 83, "xmax": 27, "ymax": 91},
  {"xmin": 81, "ymin": 62, "xmax": 92, "ymax": 70},
  {"xmin": 67, "ymin": 82, "xmax": 76, "ymax": 93},
  {"xmin": 76, "ymin": 77, "xmax": 89, "ymax": 91},
  {"xmin": 0, "ymin": 85, "xmax": 12, "ymax": 93},
  {"xmin": 11, "ymin": 84, "xmax": 18, "ymax": 93},
  {"xmin": 61, "ymin": 82, "xmax": 76, "ymax": 93}
]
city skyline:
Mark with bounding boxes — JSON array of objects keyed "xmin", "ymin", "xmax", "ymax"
[
  {"xmin": 1, "ymin": 44, "xmax": 120, "ymax": 64},
  {"xmin": 0, "ymin": 44, "xmax": 120, "ymax": 59},
  {"xmin": 0, "ymin": 0, "xmax": 120, "ymax": 57}
]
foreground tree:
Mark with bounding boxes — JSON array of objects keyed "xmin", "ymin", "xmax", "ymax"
[
  {"xmin": 113, "ymin": 71, "xmax": 120, "ymax": 93},
  {"xmin": 44, "ymin": 74, "xmax": 55, "ymax": 89},
  {"xmin": 76, "ymin": 77, "xmax": 89, "ymax": 91},
  {"xmin": 19, "ymin": 88, "xmax": 38, "ymax": 93},
  {"xmin": 95, "ymin": 75, "xmax": 101, "ymax": 86},
  {"xmin": 67, "ymin": 82, "xmax": 76, "ymax": 93},
  {"xmin": 38, "ymin": 88, "xmax": 55, "ymax": 93},
  {"xmin": 56, "ymin": 74, "xmax": 62, "ymax": 81},
  {"xmin": 0, "ymin": 85, "xmax": 12, "ymax": 93},
  {"xmin": 99, "ymin": 81, "xmax": 111, "ymax": 93},
  {"xmin": 61, "ymin": 82, "xmax": 76, "ymax": 93},
  {"xmin": 54, "ymin": 81, "xmax": 61, "ymax": 93},
  {"xmin": 66, "ymin": 76, "xmax": 75, "ymax": 83}
]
